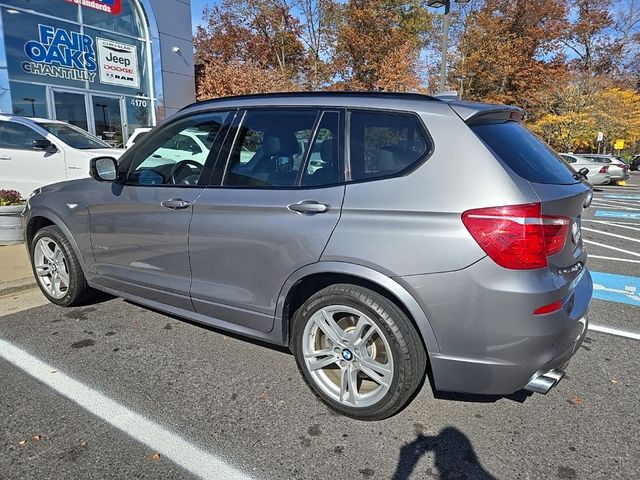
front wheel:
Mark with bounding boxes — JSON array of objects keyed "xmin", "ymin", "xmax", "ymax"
[
  {"xmin": 291, "ymin": 284, "xmax": 427, "ymax": 420},
  {"xmin": 30, "ymin": 225, "xmax": 96, "ymax": 306}
]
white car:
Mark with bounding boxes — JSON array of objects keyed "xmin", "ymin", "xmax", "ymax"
[
  {"xmin": 125, "ymin": 127, "xmax": 152, "ymax": 149},
  {"xmin": 0, "ymin": 115, "xmax": 124, "ymax": 198},
  {"xmin": 559, "ymin": 153, "xmax": 611, "ymax": 185},
  {"xmin": 128, "ymin": 126, "xmax": 217, "ymax": 168}
]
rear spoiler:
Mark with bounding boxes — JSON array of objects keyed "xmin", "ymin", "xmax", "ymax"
[{"xmin": 445, "ymin": 101, "xmax": 526, "ymax": 125}]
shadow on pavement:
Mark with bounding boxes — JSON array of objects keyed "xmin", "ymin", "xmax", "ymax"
[{"xmin": 391, "ymin": 426, "xmax": 496, "ymax": 480}]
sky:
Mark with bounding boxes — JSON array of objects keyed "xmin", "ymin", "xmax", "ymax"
[{"xmin": 190, "ymin": 0, "xmax": 211, "ymax": 32}]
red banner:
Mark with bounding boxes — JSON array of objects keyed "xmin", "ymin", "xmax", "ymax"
[{"xmin": 65, "ymin": 0, "xmax": 122, "ymax": 15}]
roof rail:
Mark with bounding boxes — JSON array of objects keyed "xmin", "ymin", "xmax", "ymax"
[{"xmin": 179, "ymin": 91, "xmax": 441, "ymax": 112}]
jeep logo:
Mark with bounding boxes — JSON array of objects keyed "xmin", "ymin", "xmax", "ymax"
[{"xmin": 105, "ymin": 53, "xmax": 131, "ymax": 67}]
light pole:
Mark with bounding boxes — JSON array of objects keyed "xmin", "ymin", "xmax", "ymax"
[
  {"xmin": 22, "ymin": 97, "xmax": 36, "ymax": 117},
  {"xmin": 427, "ymin": 0, "xmax": 470, "ymax": 93},
  {"xmin": 454, "ymin": 72, "xmax": 475, "ymax": 99}
]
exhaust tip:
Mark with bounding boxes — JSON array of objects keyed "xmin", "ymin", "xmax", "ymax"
[{"xmin": 524, "ymin": 369, "xmax": 566, "ymax": 394}]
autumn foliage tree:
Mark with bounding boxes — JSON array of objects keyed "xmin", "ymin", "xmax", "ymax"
[
  {"xmin": 456, "ymin": 0, "xmax": 569, "ymax": 112},
  {"xmin": 194, "ymin": 0, "xmax": 305, "ymax": 99},
  {"xmin": 330, "ymin": 0, "xmax": 431, "ymax": 91}
]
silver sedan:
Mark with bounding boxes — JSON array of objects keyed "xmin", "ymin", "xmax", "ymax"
[{"xmin": 559, "ymin": 153, "xmax": 611, "ymax": 185}]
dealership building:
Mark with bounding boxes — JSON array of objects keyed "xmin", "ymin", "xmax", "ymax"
[{"xmin": 0, "ymin": 0, "xmax": 195, "ymax": 146}]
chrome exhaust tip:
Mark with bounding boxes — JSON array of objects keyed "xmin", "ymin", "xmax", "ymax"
[{"xmin": 524, "ymin": 369, "xmax": 566, "ymax": 394}]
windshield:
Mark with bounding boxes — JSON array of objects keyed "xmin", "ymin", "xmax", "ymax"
[{"xmin": 37, "ymin": 122, "xmax": 111, "ymax": 150}]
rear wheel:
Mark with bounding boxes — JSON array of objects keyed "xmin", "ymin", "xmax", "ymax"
[
  {"xmin": 30, "ymin": 225, "xmax": 96, "ymax": 306},
  {"xmin": 291, "ymin": 284, "xmax": 427, "ymax": 420}
]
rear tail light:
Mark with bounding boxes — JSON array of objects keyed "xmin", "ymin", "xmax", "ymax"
[
  {"xmin": 599, "ymin": 166, "xmax": 609, "ymax": 174},
  {"xmin": 462, "ymin": 203, "xmax": 570, "ymax": 270}
]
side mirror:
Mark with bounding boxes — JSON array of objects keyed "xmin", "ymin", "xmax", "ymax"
[
  {"xmin": 33, "ymin": 139, "xmax": 55, "ymax": 151},
  {"xmin": 578, "ymin": 167, "xmax": 589, "ymax": 179},
  {"xmin": 90, "ymin": 157, "xmax": 118, "ymax": 182}
]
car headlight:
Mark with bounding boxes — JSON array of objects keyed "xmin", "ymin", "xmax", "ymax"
[{"xmin": 30, "ymin": 187, "xmax": 42, "ymax": 198}]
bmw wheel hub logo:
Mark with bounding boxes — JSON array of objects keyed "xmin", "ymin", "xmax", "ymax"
[{"xmin": 342, "ymin": 349, "xmax": 353, "ymax": 361}]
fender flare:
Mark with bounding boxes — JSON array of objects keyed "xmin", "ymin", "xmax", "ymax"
[
  {"xmin": 276, "ymin": 262, "xmax": 440, "ymax": 353},
  {"xmin": 24, "ymin": 207, "xmax": 91, "ymax": 276}
]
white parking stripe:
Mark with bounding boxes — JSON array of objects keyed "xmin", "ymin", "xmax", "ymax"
[
  {"xmin": 583, "ymin": 220, "xmax": 640, "ymax": 232},
  {"xmin": 589, "ymin": 255, "xmax": 640, "ymax": 264},
  {"xmin": 594, "ymin": 199, "xmax": 640, "ymax": 206},
  {"xmin": 590, "ymin": 202, "xmax": 640, "ymax": 211},
  {"xmin": 588, "ymin": 324, "xmax": 640, "ymax": 341},
  {"xmin": 583, "ymin": 239, "xmax": 640, "ymax": 257},
  {"xmin": 582, "ymin": 227, "xmax": 640, "ymax": 243},
  {"xmin": 0, "ymin": 338, "xmax": 252, "ymax": 480}
]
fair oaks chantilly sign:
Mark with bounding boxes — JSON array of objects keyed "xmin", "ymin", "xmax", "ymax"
[
  {"xmin": 22, "ymin": 24, "xmax": 139, "ymax": 89},
  {"xmin": 65, "ymin": 0, "xmax": 122, "ymax": 15},
  {"xmin": 23, "ymin": 25, "xmax": 98, "ymax": 82}
]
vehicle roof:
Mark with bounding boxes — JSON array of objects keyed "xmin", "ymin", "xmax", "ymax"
[
  {"xmin": 0, "ymin": 114, "xmax": 66, "ymax": 124},
  {"xmin": 179, "ymin": 91, "xmax": 523, "ymax": 121}
]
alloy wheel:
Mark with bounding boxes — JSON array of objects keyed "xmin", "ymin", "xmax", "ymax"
[
  {"xmin": 33, "ymin": 236, "xmax": 70, "ymax": 300},
  {"xmin": 301, "ymin": 305, "xmax": 394, "ymax": 408}
]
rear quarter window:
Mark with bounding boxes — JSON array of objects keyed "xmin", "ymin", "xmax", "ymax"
[{"xmin": 472, "ymin": 121, "xmax": 578, "ymax": 185}]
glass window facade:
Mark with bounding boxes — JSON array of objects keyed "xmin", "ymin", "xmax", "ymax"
[{"xmin": 0, "ymin": 0, "xmax": 154, "ymax": 144}]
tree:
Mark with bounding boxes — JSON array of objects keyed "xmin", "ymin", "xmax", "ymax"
[
  {"xmin": 456, "ymin": 0, "xmax": 569, "ymax": 112},
  {"xmin": 330, "ymin": 0, "xmax": 432, "ymax": 91},
  {"xmin": 194, "ymin": 0, "xmax": 304, "ymax": 99},
  {"xmin": 529, "ymin": 74, "xmax": 640, "ymax": 152},
  {"xmin": 297, "ymin": 0, "xmax": 338, "ymax": 89}
]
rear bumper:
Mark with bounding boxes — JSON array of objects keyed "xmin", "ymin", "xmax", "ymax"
[{"xmin": 399, "ymin": 258, "xmax": 592, "ymax": 395}]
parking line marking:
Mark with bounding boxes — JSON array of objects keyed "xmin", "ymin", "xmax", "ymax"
[
  {"xmin": 589, "ymin": 255, "xmax": 640, "ymax": 264},
  {"xmin": 591, "ymin": 271, "xmax": 640, "ymax": 306},
  {"xmin": 594, "ymin": 210, "xmax": 640, "ymax": 220},
  {"xmin": 583, "ymin": 220, "xmax": 640, "ymax": 232},
  {"xmin": 582, "ymin": 227, "xmax": 640, "ymax": 243},
  {"xmin": 588, "ymin": 324, "xmax": 640, "ymax": 340},
  {"xmin": 0, "ymin": 338, "xmax": 252, "ymax": 480},
  {"xmin": 594, "ymin": 199, "xmax": 640, "ymax": 207},
  {"xmin": 591, "ymin": 202, "xmax": 640, "ymax": 211},
  {"xmin": 584, "ymin": 239, "xmax": 640, "ymax": 257},
  {"xmin": 603, "ymin": 194, "xmax": 640, "ymax": 200}
]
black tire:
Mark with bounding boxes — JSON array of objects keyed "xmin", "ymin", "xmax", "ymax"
[
  {"xmin": 30, "ymin": 225, "xmax": 97, "ymax": 307},
  {"xmin": 291, "ymin": 284, "xmax": 427, "ymax": 420}
]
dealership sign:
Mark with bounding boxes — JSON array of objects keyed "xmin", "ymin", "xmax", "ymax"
[
  {"xmin": 65, "ymin": 0, "xmax": 122, "ymax": 15},
  {"xmin": 22, "ymin": 24, "xmax": 97, "ymax": 81},
  {"xmin": 97, "ymin": 38, "xmax": 140, "ymax": 88}
]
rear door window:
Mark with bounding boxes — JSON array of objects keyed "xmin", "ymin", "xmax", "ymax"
[
  {"xmin": 349, "ymin": 111, "xmax": 430, "ymax": 181},
  {"xmin": 472, "ymin": 121, "xmax": 578, "ymax": 185}
]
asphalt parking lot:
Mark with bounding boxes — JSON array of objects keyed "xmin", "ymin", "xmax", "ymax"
[{"xmin": 1, "ymin": 173, "xmax": 639, "ymax": 480}]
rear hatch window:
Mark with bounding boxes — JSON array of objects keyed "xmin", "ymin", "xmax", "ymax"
[{"xmin": 472, "ymin": 121, "xmax": 578, "ymax": 185}]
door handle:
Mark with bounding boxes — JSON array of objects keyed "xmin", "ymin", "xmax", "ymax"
[
  {"xmin": 161, "ymin": 199, "xmax": 191, "ymax": 210},
  {"xmin": 0, "ymin": 156, "xmax": 11, "ymax": 160},
  {"xmin": 287, "ymin": 200, "xmax": 329, "ymax": 214}
]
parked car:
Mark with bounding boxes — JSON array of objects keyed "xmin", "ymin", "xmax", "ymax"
[
  {"xmin": 23, "ymin": 92, "xmax": 592, "ymax": 420},
  {"xmin": 630, "ymin": 155, "xmax": 640, "ymax": 171},
  {"xmin": 579, "ymin": 154, "xmax": 630, "ymax": 183},
  {"xmin": 125, "ymin": 127, "xmax": 152, "ymax": 149},
  {"xmin": 0, "ymin": 115, "xmax": 124, "ymax": 198},
  {"xmin": 559, "ymin": 153, "xmax": 611, "ymax": 185}
]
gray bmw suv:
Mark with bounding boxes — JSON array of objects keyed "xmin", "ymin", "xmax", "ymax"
[{"xmin": 23, "ymin": 92, "xmax": 592, "ymax": 420}]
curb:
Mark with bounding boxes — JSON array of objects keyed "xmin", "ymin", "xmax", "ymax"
[{"xmin": 0, "ymin": 278, "xmax": 37, "ymax": 297}]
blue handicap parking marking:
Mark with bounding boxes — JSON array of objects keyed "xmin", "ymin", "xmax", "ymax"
[
  {"xmin": 603, "ymin": 194, "xmax": 640, "ymax": 200},
  {"xmin": 591, "ymin": 271, "xmax": 640, "ymax": 307},
  {"xmin": 594, "ymin": 210, "xmax": 640, "ymax": 219}
]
